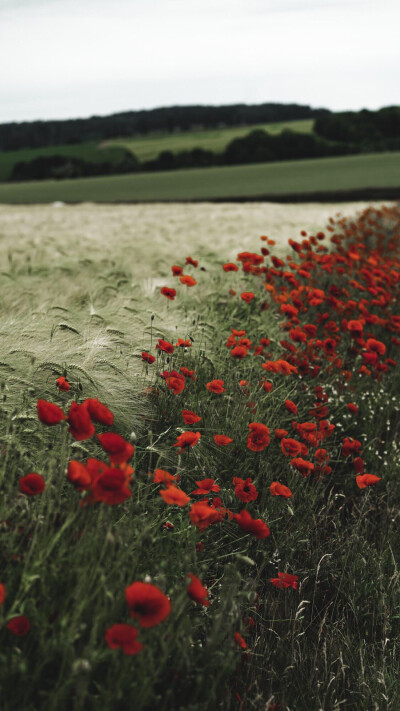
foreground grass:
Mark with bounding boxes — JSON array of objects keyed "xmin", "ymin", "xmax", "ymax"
[
  {"xmin": 0, "ymin": 151, "xmax": 398, "ymax": 203},
  {"xmin": 1, "ymin": 203, "xmax": 400, "ymax": 711}
]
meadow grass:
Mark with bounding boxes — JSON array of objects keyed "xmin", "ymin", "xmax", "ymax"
[
  {"xmin": 106, "ymin": 119, "xmax": 315, "ymax": 162},
  {"xmin": 0, "ymin": 151, "xmax": 398, "ymax": 204},
  {"xmin": 1, "ymin": 202, "xmax": 400, "ymax": 711},
  {"xmin": 0, "ymin": 143, "xmax": 128, "ymax": 182}
]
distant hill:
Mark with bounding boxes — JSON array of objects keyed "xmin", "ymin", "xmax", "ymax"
[{"xmin": 0, "ymin": 102, "xmax": 330, "ymax": 151}]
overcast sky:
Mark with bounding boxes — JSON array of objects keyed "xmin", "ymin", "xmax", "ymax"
[{"xmin": 0, "ymin": 0, "xmax": 399, "ymax": 123}]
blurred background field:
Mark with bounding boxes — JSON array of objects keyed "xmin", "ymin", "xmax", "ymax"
[
  {"xmin": 0, "ymin": 151, "xmax": 398, "ymax": 204},
  {"xmin": 0, "ymin": 118, "xmax": 315, "ymax": 182}
]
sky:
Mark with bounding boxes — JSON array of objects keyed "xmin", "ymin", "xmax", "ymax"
[{"xmin": 0, "ymin": 0, "xmax": 399, "ymax": 123}]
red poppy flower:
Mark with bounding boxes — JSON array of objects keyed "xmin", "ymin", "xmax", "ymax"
[
  {"xmin": 0, "ymin": 583, "xmax": 6, "ymax": 605},
  {"xmin": 156, "ymin": 339, "xmax": 175, "ymax": 354},
  {"xmin": 356, "ymin": 474, "xmax": 381, "ymax": 489},
  {"xmin": 185, "ymin": 256, "xmax": 198, "ymax": 267},
  {"xmin": 342, "ymin": 437, "xmax": 362, "ymax": 457},
  {"xmin": 274, "ymin": 429, "xmax": 289, "ymax": 440},
  {"xmin": 189, "ymin": 502, "xmax": 223, "ymax": 530},
  {"xmin": 160, "ymin": 286, "xmax": 176, "ymax": 300},
  {"xmin": 366, "ymin": 338, "xmax": 386, "ymax": 356},
  {"xmin": 237, "ymin": 251, "xmax": 264, "ymax": 265},
  {"xmin": 37, "ymin": 399, "xmax": 65, "ymax": 425},
  {"xmin": 56, "ymin": 376, "xmax": 70, "ymax": 392},
  {"xmin": 240, "ymin": 292, "xmax": 255, "ymax": 303},
  {"xmin": 246, "ymin": 422, "xmax": 270, "ymax": 451},
  {"xmin": 191, "ymin": 478, "xmax": 220, "ymax": 495},
  {"xmin": 281, "ymin": 438, "xmax": 308, "ymax": 457},
  {"xmin": 186, "ymin": 574, "xmax": 209, "ymax": 607},
  {"xmin": 347, "ymin": 319, "xmax": 364, "ymax": 338},
  {"xmin": 173, "ymin": 431, "xmax": 201, "ymax": 453},
  {"xmin": 315, "ymin": 448, "xmax": 329, "ymax": 464},
  {"xmin": 152, "ymin": 468, "xmax": 177, "ymax": 485},
  {"xmin": 176, "ymin": 338, "xmax": 191, "ymax": 348},
  {"xmin": 97, "ymin": 433, "xmax": 134, "ymax": 465},
  {"xmin": 233, "ymin": 509, "xmax": 270, "ymax": 539},
  {"xmin": 105, "ymin": 624, "xmax": 144, "ymax": 655},
  {"xmin": 67, "ymin": 402, "xmax": 96, "ymax": 441},
  {"xmin": 171, "ymin": 265, "xmax": 183, "ymax": 276},
  {"xmin": 206, "ymin": 379, "xmax": 225, "ymax": 394},
  {"xmin": 260, "ymin": 379, "xmax": 273, "ymax": 392},
  {"xmin": 67, "ymin": 460, "xmax": 92, "ymax": 491},
  {"xmin": 234, "ymin": 632, "xmax": 247, "ymax": 649},
  {"xmin": 233, "ymin": 477, "xmax": 258, "ymax": 502},
  {"xmin": 162, "ymin": 370, "xmax": 186, "ymax": 395},
  {"xmin": 231, "ymin": 346, "xmax": 248, "ymax": 359},
  {"xmin": 353, "ymin": 457, "xmax": 364, "ymax": 474},
  {"xmin": 180, "ymin": 366, "xmax": 196, "ymax": 380},
  {"xmin": 270, "ymin": 572, "xmax": 298, "ymax": 590},
  {"xmin": 285, "ymin": 400, "xmax": 298, "ymax": 415},
  {"xmin": 125, "ymin": 582, "xmax": 171, "ymax": 628},
  {"xmin": 213, "ymin": 434, "xmax": 233, "ymax": 446},
  {"xmin": 179, "ymin": 275, "xmax": 197, "ymax": 286},
  {"xmin": 262, "ymin": 360, "xmax": 298, "ymax": 375},
  {"xmin": 83, "ymin": 398, "xmax": 114, "ymax": 426},
  {"xmin": 270, "ymin": 482, "xmax": 292, "ymax": 498},
  {"xmin": 159, "ymin": 485, "xmax": 191, "ymax": 506},
  {"xmin": 181, "ymin": 409, "xmax": 201, "ymax": 425},
  {"xmin": 6, "ymin": 615, "xmax": 30, "ymax": 636},
  {"xmin": 142, "ymin": 351, "xmax": 155, "ymax": 364},
  {"xmin": 223, "ymin": 263, "xmax": 239, "ymax": 272},
  {"xmin": 290, "ymin": 458, "xmax": 315, "ymax": 477},
  {"xmin": 19, "ymin": 473, "xmax": 45, "ymax": 496},
  {"xmin": 92, "ymin": 468, "xmax": 131, "ymax": 505}
]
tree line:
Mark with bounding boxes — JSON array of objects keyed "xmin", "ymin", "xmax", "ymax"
[
  {"xmin": 0, "ymin": 102, "xmax": 328, "ymax": 151},
  {"xmin": 6, "ymin": 105, "xmax": 400, "ymax": 182},
  {"xmin": 8, "ymin": 130, "xmax": 353, "ymax": 181}
]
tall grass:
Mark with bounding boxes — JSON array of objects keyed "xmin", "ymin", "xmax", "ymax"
[{"xmin": 1, "ymin": 203, "xmax": 400, "ymax": 710}]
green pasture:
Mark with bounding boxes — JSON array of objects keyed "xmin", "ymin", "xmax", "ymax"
[
  {"xmin": 0, "ymin": 151, "xmax": 398, "ymax": 203},
  {"xmin": 0, "ymin": 142, "xmax": 129, "ymax": 182},
  {"xmin": 106, "ymin": 118, "xmax": 315, "ymax": 162}
]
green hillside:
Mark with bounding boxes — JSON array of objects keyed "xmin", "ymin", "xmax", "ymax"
[
  {"xmin": 106, "ymin": 119, "xmax": 315, "ymax": 162},
  {"xmin": 0, "ymin": 151, "xmax": 398, "ymax": 203},
  {"xmin": 0, "ymin": 119, "xmax": 314, "ymax": 182},
  {"xmin": 0, "ymin": 142, "xmax": 130, "ymax": 182}
]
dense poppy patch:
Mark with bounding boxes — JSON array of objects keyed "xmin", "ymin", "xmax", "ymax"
[{"xmin": 7, "ymin": 204, "xmax": 400, "ymax": 708}]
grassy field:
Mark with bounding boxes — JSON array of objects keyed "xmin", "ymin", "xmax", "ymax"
[
  {"xmin": 106, "ymin": 119, "xmax": 315, "ymax": 162},
  {"xmin": 0, "ymin": 151, "xmax": 398, "ymax": 204},
  {"xmin": 1, "ymin": 201, "xmax": 400, "ymax": 710},
  {"xmin": 0, "ymin": 120, "xmax": 314, "ymax": 182},
  {"xmin": 0, "ymin": 142, "xmax": 129, "ymax": 182}
]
